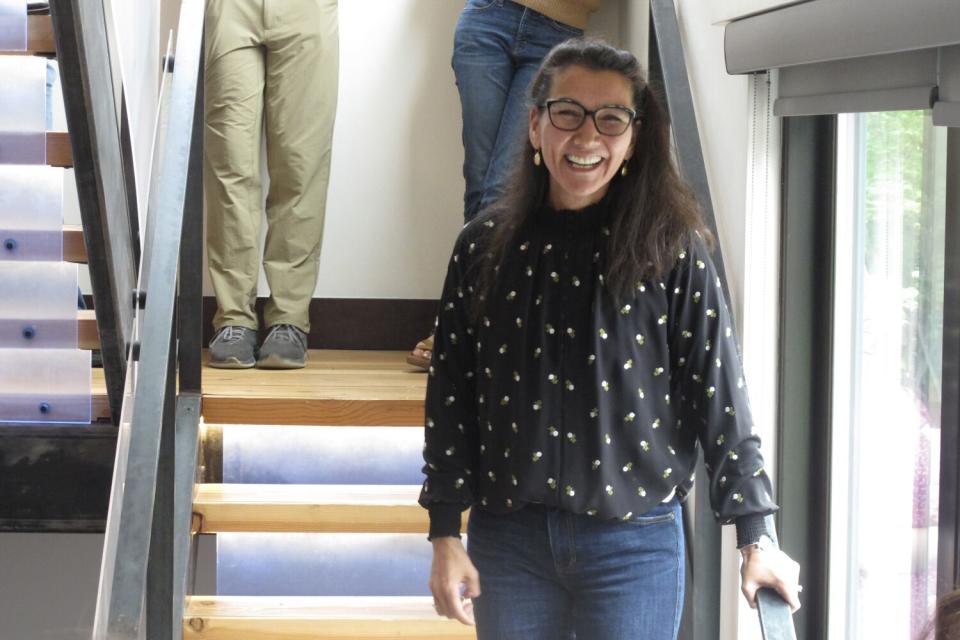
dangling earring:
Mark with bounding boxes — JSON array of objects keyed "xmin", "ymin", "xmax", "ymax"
[
  {"xmin": 620, "ymin": 162, "xmax": 628, "ymax": 176},
  {"xmin": 533, "ymin": 149, "xmax": 542, "ymax": 167}
]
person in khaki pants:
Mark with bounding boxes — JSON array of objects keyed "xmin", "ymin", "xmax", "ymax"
[{"xmin": 204, "ymin": 0, "xmax": 338, "ymax": 369}]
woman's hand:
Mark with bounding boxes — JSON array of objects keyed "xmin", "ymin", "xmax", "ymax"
[
  {"xmin": 740, "ymin": 546, "xmax": 802, "ymax": 613},
  {"xmin": 429, "ymin": 537, "xmax": 481, "ymax": 625}
]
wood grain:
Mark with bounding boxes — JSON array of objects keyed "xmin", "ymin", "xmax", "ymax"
[
  {"xmin": 78, "ymin": 310, "xmax": 98, "ymax": 349},
  {"xmin": 184, "ymin": 596, "xmax": 475, "ymax": 639},
  {"xmin": 200, "ymin": 350, "xmax": 427, "ymax": 425},
  {"xmin": 193, "ymin": 484, "xmax": 467, "ymax": 534},
  {"xmin": 92, "ymin": 350, "xmax": 427, "ymax": 426},
  {"xmin": 63, "ymin": 225, "xmax": 86, "ymax": 263},
  {"xmin": 46, "ymin": 132, "xmax": 72, "ymax": 167}
]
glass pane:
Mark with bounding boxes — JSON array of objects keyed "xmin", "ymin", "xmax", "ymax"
[
  {"xmin": 0, "ymin": 166, "xmax": 64, "ymax": 261},
  {"xmin": 0, "ymin": 56, "xmax": 46, "ymax": 131},
  {"xmin": 0, "ymin": 262, "xmax": 78, "ymax": 348},
  {"xmin": 833, "ymin": 111, "xmax": 947, "ymax": 638},
  {"xmin": 0, "ymin": 0, "xmax": 26, "ymax": 51},
  {"xmin": 0, "ymin": 348, "xmax": 91, "ymax": 423},
  {"xmin": 0, "ymin": 132, "xmax": 46, "ymax": 165},
  {"xmin": 217, "ymin": 533, "xmax": 433, "ymax": 596}
]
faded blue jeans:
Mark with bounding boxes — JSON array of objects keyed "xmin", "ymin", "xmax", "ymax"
[
  {"xmin": 467, "ymin": 499, "xmax": 686, "ymax": 639},
  {"xmin": 453, "ymin": 0, "xmax": 583, "ymax": 222}
]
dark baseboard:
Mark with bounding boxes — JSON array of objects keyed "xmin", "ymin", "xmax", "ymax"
[
  {"xmin": 202, "ymin": 297, "xmax": 439, "ymax": 350},
  {"xmin": 85, "ymin": 295, "xmax": 439, "ymax": 350},
  {"xmin": 0, "ymin": 424, "xmax": 116, "ymax": 532}
]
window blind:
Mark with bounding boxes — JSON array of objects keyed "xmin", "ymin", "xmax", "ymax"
[{"xmin": 724, "ymin": 0, "xmax": 960, "ymax": 125}]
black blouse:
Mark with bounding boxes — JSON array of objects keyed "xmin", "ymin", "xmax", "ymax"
[{"xmin": 419, "ymin": 200, "xmax": 776, "ymax": 545}]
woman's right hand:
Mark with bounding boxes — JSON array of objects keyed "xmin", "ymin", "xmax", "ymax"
[{"xmin": 429, "ymin": 536, "xmax": 481, "ymax": 625}]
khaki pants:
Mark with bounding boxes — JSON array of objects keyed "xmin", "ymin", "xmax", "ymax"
[{"xmin": 204, "ymin": 0, "xmax": 338, "ymax": 333}]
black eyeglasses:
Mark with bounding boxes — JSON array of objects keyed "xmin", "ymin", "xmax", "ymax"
[{"xmin": 541, "ymin": 98, "xmax": 637, "ymax": 136}]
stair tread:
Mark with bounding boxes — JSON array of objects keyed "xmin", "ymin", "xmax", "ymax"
[
  {"xmin": 186, "ymin": 595, "xmax": 454, "ymax": 619},
  {"xmin": 193, "ymin": 483, "xmax": 457, "ymax": 534},
  {"xmin": 78, "ymin": 309, "xmax": 98, "ymax": 349},
  {"xmin": 198, "ymin": 483, "xmax": 423, "ymax": 505},
  {"xmin": 63, "ymin": 225, "xmax": 86, "ymax": 263},
  {"xmin": 46, "ymin": 131, "xmax": 72, "ymax": 167},
  {"xmin": 93, "ymin": 350, "xmax": 427, "ymax": 425},
  {"xmin": 184, "ymin": 596, "xmax": 474, "ymax": 639}
]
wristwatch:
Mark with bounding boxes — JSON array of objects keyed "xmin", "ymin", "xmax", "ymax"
[{"xmin": 739, "ymin": 533, "xmax": 775, "ymax": 554}]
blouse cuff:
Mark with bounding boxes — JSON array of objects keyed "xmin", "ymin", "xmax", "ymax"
[
  {"xmin": 735, "ymin": 514, "xmax": 770, "ymax": 548},
  {"xmin": 427, "ymin": 503, "xmax": 465, "ymax": 540}
]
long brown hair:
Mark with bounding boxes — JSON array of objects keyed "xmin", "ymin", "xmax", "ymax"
[{"xmin": 473, "ymin": 38, "xmax": 711, "ymax": 314}]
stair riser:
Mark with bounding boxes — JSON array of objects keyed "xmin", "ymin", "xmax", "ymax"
[
  {"xmin": 223, "ymin": 425, "xmax": 424, "ymax": 485},
  {"xmin": 217, "ymin": 533, "xmax": 433, "ymax": 597}
]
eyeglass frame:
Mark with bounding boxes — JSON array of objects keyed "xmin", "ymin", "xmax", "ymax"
[{"xmin": 539, "ymin": 98, "xmax": 639, "ymax": 136}]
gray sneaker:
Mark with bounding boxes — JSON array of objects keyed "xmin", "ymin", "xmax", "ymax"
[
  {"xmin": 209, "ymin": 326, "xmax": 257, "ymax": 369},
  {"xmin": 257, "ymin": 324, "xmax": 308, "ymax": 369}
]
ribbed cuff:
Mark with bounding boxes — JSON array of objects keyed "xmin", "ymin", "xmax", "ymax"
[
  {"xmin": 428, "ymin": 503, "xmax": 464, "ymax": 541},
  {"xmin": 735, "ymin": 514, "xmax": 770, "ymax": 548}
]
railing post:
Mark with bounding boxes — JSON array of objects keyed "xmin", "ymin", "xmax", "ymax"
[
  {"xmin": 648, "ymin": 2, "xmax": 797, "ymax": 637},
  {"xmin": 49, "ymin": 0, "xmax": 138, "ymax": 423},
  {"xmin": 146, "ymin": 331, "xmax": 177, "ymax": 639},
  {"xmin": 178, "ymin": 40, "xmax": 204, "ymax": 395}
]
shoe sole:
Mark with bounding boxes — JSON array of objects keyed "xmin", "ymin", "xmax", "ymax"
[
  {"xmin": 208, "ymin": 357, "xmax": 256, "ymax": 369},
  {"xmin": 256, "ymin": 353, "xmax": 306, "ymax": 370},
  {"xmin": 406, "ymin": 353, "xmax": 430, "ymax": 370}
]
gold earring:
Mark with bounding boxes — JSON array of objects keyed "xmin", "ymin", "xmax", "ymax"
[
  {"xmin": 533, "ymin": 149, "xmax": 542, "ymax": 167},
  {"xmin": 620, "ymin": 162, "xmax": 628, "ymax": 176}
]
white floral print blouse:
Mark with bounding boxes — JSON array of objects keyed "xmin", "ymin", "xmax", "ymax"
[{"xmin": 419, "ymin": 201, "xmax": 776, "ymax": 546}]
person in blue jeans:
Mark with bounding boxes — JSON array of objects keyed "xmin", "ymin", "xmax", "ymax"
[
  {"xmin": 420, "ymin": 39, "xmax": 802, "ymax": 638},
  {"xmin": 408, "ymin": 0, "xmax": 598, "ymax": 369}
]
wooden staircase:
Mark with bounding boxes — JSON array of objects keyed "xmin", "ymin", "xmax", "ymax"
[{"xmin": 172, "ymin": 351, "xmax": 472, "ymax": 638}]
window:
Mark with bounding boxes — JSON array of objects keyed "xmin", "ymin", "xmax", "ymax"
[{"xmin": 830, "ymin": 111, "xmax": 948, "ymax": 639}]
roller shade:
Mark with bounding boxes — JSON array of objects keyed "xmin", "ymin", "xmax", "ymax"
[
  {"xmin": 935, "ymin": 46, "xmax": 960, "ymax": 127},
  {"xmin": 774, "ymin": 49, "xmax": 938, "ymax": 117},
  {"xmin": 724, "ymin": 0, "xmax": 960, "ymax": 125}
]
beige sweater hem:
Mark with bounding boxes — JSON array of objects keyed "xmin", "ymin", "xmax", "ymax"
[{"xmin": 514, "ymin": 0, "xmax": 601, "ymax": 30}]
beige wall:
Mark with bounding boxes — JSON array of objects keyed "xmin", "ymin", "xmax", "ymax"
[{"xmin": 249, "ymin": 0, "xmax": 630, "ymax": 300}]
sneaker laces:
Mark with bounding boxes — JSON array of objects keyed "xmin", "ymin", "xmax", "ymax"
[
  {"xmin": 266, "ymin": 324, "xmax": 306, "ymax": 348},
  {"xmin": 214, "ymin": 326, "xmax": 250, "ymax": 344}
]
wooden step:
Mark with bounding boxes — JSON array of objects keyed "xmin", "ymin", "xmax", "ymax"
[
  {"xmin": 63, "ymin": 225, "xmax": 86, "ymax": 263},
  {"xmin": 78, "ymin": 309, "xmax": 98, "ymax": 349},
  {"xmin": 0, "ymin": 15, "xmax": 55, "ymax": 55},
  {"xmin": 93, "ymin": 350, "xmax": 426, "ymax": 426},
  {"xmin": 200, "ymin": 350, "xmax": 426, "ymax": 426},
  {"xmin": 193, "ymin": 484, "xmax": 462, "ymax": 534},
  {"xmin": 184, "ymin": 596, "xmax": 475, "ymax": 639},
  {"xmin": 46, "ymin": 132, "xmax": 72, "ymax": 167}
]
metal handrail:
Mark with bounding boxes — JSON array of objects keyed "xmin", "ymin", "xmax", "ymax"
[
  {"xmin": 90, "ymin": 0, "xmax": 204, "ymax": 636},
  {"xmin": 649, "ymin": 1, "xmax": 798, "ymax": 638}
]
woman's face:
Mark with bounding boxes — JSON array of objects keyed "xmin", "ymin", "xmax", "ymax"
[{"xmin": 529, "ymin": 65, "xmax": 637, "ymax": 211}]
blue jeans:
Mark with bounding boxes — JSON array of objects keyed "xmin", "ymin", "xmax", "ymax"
[
  {"xmin": 467, "ymin": 499, "xmax": 686, "ymax": 639},
  {"xmin": 453, "ymin": 0, "xmax": 582, "ymax": 222}
]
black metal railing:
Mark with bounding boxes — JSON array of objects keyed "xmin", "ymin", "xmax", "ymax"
[
  {"xmin": 50, "ymin": 0, "xmax": 137, "ymax": 425},
  {"xmin": 77, "ymin": 0, "xmax": 206, "ymax": 636},
  {"xmin": 649, "ymin": 1, "xmax": 798, "ymax": 638}
]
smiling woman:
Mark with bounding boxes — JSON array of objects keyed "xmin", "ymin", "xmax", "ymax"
[
  {"xmin": 419, "ymin": 38, "xmax": 802, "ymax": 640},
  {"xmin": 529, "ymin": 66, "xmax": 637, "ymax": 210}
]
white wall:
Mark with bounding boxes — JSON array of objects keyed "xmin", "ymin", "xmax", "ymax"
[
  {"xmin": 710, "ymin": 0, "xmax": 809, "ymax": 23},
  {"xmin": 0, "ymin": 534, "xmax": 103, "ymax": 639},
  {"xmin": 227, "ymin": 1, "xmax": 626, "ymax": 301}
]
